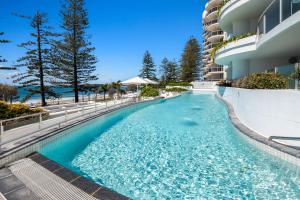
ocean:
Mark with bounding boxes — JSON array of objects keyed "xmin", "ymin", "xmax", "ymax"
[{"xmin": 17, "ymin": 87, "xmax": 95, "ymax": 101}]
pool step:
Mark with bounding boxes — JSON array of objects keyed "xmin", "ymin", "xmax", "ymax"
[
  {"xmin": 0, "ymin": 167, "xmax": 39, "ymax": 200},
  {"xmin": 8, "ymin": 154, "xmax": 130, "ymax": 200}
]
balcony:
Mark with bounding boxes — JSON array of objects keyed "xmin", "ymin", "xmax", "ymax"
[
  {"xmin": 205, "ymin": 43, "xmax": 219, "ymax": 53},
  {"xmin": 206, "ymin": 0, "xmax": 223, "ymax": 11},
  {"xmin": 205, "ymin": 6, "xmax": 220, "ymax": 21},
  {"xmin": 204, "ymin": 19, "xmax": 219, "ymax": 31},
  {"xmin": 208, "ymin": 67, "xmax": 224, "ymax": 73},
  {"xmin": 207, "ymin": 30, "xmax": 224, "ymax": 42},
  {"xmin": 257, "ymin": 0, "xmax": 300, "ymax": 35},
  {"xmin": 255, "ymin": 0, "xmax": 300, "ymax": 59},
  {"xmin": 218, "ymin": 0, "xmax": 273, "ymax": 33},
  {"xmin": 204, "ymin": 71, "xmax": 224, "ymax": 81},
  {"xmin": 215, "ymin": 1, "xmax": 300, "ymax": 66},
  {"xmin": 215, "ymin": 35, "xmax": 257, "ymax": 65}
]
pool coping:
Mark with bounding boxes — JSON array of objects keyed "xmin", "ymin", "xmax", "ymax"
[
  {"xmin": 27, "ymin": 152, "xmax": 130, "ymax": 199},
  {"xmin": 0, "ymin": 98, "xmax": 161, "ymax": 167},
  {"xmin": 215, "ymin": 94, "xmax": 300, "ymax": 160}
]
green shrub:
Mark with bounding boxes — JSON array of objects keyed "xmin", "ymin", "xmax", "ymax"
[
  {"xmin": 141, "ymin": 87, "xmax": 159, "ymax": 97},
  {"xmin": 166, "ymin": 88, "xmax": 188, "ymax": 93},
  {"xmin": 166, "ymin": 82, "xmax": 192, "ymax": 87},
  {"xmin": 0, "ymin": 101, "xmax": 45, "ymax": 120},
  {"xmin": 232, "ymin": 73, "xmax": 288, "ymax": 89},
  {"xmin": 217, "ymin": 80, "xmax": 232, "ymax": 87}
]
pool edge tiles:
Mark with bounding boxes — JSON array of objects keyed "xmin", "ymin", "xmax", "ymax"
[
  {"xmin": 27, "ymin": 152, "xmax": 130, "ymax": 199},
  {"xmin": 215, "ymin": 94, "xmax": 300, "ymax": 167}
]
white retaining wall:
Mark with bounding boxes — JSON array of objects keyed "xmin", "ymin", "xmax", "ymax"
[{"xmin": 218, "ymin": 87, "xmax": 300, "ymax": 138}]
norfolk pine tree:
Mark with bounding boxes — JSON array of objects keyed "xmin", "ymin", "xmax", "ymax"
[
  {"xmin": 13, "ymin": 12, "xmax": 59, "ymax": 106},
  {"xmin": 180, "ymin": 37, "xmax": 202, "ymax": 82},
  {"xmin": 0, "ymin": 32, "xmax": 10, "ymax": 64},
  {"xmin": 140, "ymin": 50, "xmax": 157, "ymax": 80},
  {"xmin": 52, "ymin": 0, "xmax": 97, "ymax": 103}
]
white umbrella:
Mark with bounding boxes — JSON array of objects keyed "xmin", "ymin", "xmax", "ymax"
[
  {"xmin": 121, "ymin": 76, "xmax": 149, "ymax": 94},
  {"xmin": 121, "ymin": 76, "xmax": 149, "ymax": 85},
  {"xmin": 144, "ymin": 78, "xmax": 159, "ymax": 85}
]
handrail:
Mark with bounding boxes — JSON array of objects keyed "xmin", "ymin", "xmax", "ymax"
[
  {"xmin": 0, "ymin": 97, "xmax": 138, "ymax": 146},
  {"xmin": 208, "ymin": 31, "xmax": 224, "ymax": 37},
  {"xmin": 205, "ymin": 19, "xmax": 218, "ymax": 26},
  {"xmin": 208, "ymin": 67, "xmax": 223, "ymax": 72},
  {"xmin": 0, "ymin": 97, "xmax": 136, "ymax": 130},
  {"xmin": 0, "ymin": 112, "xmax": 49, "ymax": 124},
  {"xmin": 207, "ymin": 6, "xmax": 220, "ymax": 15},
  {"xmin": 205, "ymin": 43, "xmax": 219, "ymax": 50},
  {"xmin": 257, "ymin": 0, "xmax": 277, "ymax": 28},
  {"xmin": 269, "ymin": 136, "xmax": 300, "ymax": 141}
]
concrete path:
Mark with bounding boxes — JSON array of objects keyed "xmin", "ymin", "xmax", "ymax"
[{"xmin": 1, "ymin": 99, "xmax": 131, "ymax": 147}]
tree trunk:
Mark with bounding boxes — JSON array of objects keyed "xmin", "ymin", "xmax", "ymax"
[
  {"xmin": 73, "ymin": 2, "xmax": 79, "ymax": 103},
  {"xmin": 37, "ymin": 20, "xmax": 46, "ymax": 107}
]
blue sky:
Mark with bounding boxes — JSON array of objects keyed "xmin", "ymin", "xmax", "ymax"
[{"xmin": 0, "ymin": 0, "xmax": 205, "ymax": 84}]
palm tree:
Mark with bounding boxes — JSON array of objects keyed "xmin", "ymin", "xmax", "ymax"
[
  {"xmin": 99, "ymin": 84, "xmax": 109, "ymax": 101},
  {"xmin": 119, "ymin": 88, "xmax": 126, "ymax": 98},
  {"xmin": 111, "ymin": 81, "xmax": 122, "ymax": 99}
]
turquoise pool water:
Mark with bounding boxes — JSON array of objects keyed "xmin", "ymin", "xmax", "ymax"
[{"xmin": 39, "ymin": 93, "xmax": 300, "ymax": 199}]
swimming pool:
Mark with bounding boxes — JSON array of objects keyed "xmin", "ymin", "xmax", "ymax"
[{"xmin": 39, "ymin": 93, "xmax": 300, "ymax": 199}]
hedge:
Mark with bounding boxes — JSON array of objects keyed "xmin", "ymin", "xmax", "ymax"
[
  {"xmin": 140, "ymin": 87, "xmax": 159, "ymax": 97},
  {"xmin": 232, "ymin": 73, "xmax": 288, "ymax": 89},
  {"xmin": 217, "ymin": 80, "xmax": 232, "ymax": 87},
  {"xmin": 166, "ymin": 82, "xmax": 192, "ymax": 87},
  {"xmin": 0, "ymin": 101, "xmax": 44, "ymax": 120},
  {"xmin": 166, "ymin": 88, "xmax": 188, "ymax": 93}
]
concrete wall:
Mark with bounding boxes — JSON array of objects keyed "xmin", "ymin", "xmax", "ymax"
[
  {"xmin": 217, "ymin": 87, "xmax": 300, "ymax": 138},
  {"xmin": 232, "ymin": 60, "xmax": 249, "ymax": 79}
]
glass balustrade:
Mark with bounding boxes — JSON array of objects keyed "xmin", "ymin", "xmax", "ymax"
[
  {"xmin": 257, "ymin": 0, "xmax": 300, "ymax": 35},
  {"xmin": 265, "ymin": 1, "xmax": 280, "ymax": 32}
]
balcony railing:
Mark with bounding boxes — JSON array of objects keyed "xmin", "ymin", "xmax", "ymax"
[
  {"xmin": 257, "ymin": 0, "xmax": 300, "ymax": 35},
  {"xmin": 207, "ymin": 6, "xmax": 220, "ymax": 16},
  {"xmin": 208, "ymin": 67, "xmax": 223, "ymax": 72},
  {"xmin": 208, "ymin": 30, "xmax": 224, "ymax": 37},
  {"xmin": 205, "ymin": 19, "xmax": 218, "ymax": 27},
  {"xmin": 205, "ymin": 43, "xmax": 219, "ymax": 50}
]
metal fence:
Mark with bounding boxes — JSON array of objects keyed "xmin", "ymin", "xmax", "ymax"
[{"xmin": 0, "ymin": 97, "xmax": 138, "ymax": 146}]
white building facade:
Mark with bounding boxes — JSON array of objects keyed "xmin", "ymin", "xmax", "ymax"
[
  {"xmin": 202, "ymin": 0, "xmax": 225, "ymax": 81},
  {"xmin": 214, "ymin": 0, "xmax": 300, "ymax": 81}
]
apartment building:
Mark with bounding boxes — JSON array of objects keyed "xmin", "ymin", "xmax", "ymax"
[
  {"xmin": 202, "ymin": 0, "xmax": 225, "ymax": 81},
  {"xmin": 214, "ymin": 0, "xmax": 300, "ymax": 81}
]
